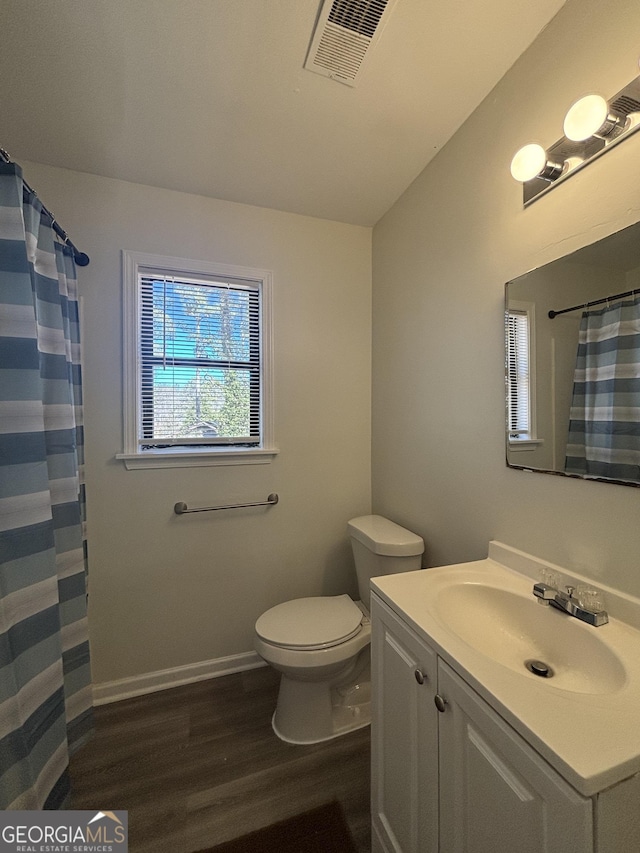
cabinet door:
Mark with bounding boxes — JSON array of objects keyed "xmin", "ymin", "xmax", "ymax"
[
  {"xmin": 371, "ymin": 595, "xmax": 439, "ymax": 853},
  {"xmin": 437, "ymin": 661, "xmax": 593, "ymax": 853}
]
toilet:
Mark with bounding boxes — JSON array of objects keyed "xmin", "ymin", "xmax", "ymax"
[{"xmin": 254, "ymin": 514, "xmax": 424, "ymax": 744}]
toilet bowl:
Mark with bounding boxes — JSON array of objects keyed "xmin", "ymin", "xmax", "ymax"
[
  {"xmin": 254, "ymin": 515, "xmax": 424, "ymax": 745},
  {"xmin": 255, "ymin": 594, "xmax": 372, "ymax": 744}
]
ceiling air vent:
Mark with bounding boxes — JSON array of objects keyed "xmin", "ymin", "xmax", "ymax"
[{"xmin": 304, "ymin": 0, "xmax": 399, "ymax": 87}]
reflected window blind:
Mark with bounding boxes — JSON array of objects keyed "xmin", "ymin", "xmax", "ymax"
[
  {"xmin": 139, "ymin": 275, "xmax": 260, "ymax": 447},
  {"xmin": 506, "ymin": 310, "xmax": 530, "ymax": 437}
]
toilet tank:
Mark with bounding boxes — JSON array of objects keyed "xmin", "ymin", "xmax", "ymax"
[{"xmin": 348, "ymin": 515, "xmax": 424, "ymax": 607}]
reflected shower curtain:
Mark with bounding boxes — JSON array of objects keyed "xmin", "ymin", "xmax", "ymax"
[
  {"xmin": 0, "ymin": 163, "xmax": 92, "ymax": 808},
  {"xmin": 565, "ymin": 294, "xmax": 640, "ymax": 481}
]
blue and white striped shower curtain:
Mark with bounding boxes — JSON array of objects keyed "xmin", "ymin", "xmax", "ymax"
[
  {"xmin": 565, "ymin": 294, "xmax": 640, "ymax": 482},
  {"xmin": 0, "ymin": 163, "xmax": 92, "ymax": 808}
]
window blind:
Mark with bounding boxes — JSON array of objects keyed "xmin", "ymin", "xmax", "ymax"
[
  {"xmin": 139, "ymin": 275, "xmax": 261, "ymax": 447},
  {"xmin": 506, "ymin": 310, "xmax": 530, "ymax": 437}
]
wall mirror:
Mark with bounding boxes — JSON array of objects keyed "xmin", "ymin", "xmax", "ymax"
[{"xmin": 506, "ymin": 220, "xmax": 640, "ymax": 487}]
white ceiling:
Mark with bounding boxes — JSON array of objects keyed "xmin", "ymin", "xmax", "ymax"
[{"xmin": 1, "ymin": 0, "xmax": 566, "ymax": 226}]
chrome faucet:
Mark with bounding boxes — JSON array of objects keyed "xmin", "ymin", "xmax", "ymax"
[{"xmin": 533, "ymin": 582, "xmax": 609, "ymax": 627}]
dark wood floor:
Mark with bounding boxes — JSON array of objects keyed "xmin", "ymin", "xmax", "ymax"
[{"xmin": 69, "ymin": 665, "xmax": 371, "ymax": 852}]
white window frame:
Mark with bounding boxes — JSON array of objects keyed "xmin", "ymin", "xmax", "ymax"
[
  {"xmin": 117, "ymin": 251, "xmax": 277, "ymax": 469},
  {"xmin": 506, "ymin": 299, "xmax": 542, "ymax": 452}
]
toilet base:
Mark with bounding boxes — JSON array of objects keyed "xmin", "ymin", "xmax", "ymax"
[{"xmin": 271, "ymin": 655, "xmax": 371, "ymax": 745}]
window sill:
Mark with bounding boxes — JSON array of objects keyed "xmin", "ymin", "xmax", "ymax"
[
  {"xmin": 507, "ymin": 438, "xmax": 544, "ymax": 453},
  {"xmin": 116, "ymin": 447, "xmax": 279, "ymax": 470}
]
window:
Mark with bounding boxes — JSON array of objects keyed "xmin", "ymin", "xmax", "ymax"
[
  {"xmin": 506, "ymin": 308, "xmax": 530, "ymax": 438},
  {"xmin": 505, "ymin": 300, "xmax": 538, "ymax": 448},
  {"xmin": 139, "ymin": 276, "xmax": 259, "ymax": 446},
  {"xmin": 119, "ymin": 252, "xmax": 276, "ymax": 469}
]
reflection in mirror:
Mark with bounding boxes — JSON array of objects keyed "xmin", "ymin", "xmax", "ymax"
[{"xmin": 506, "ymin": 221, "xmax": 640, "ymax": 487}]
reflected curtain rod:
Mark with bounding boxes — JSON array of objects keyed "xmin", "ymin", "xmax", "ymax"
[
  {"xmin": 548, "ymin": 287, "xmax": 640, "ymax": 319},
  {"xmin": 0, "ymin": 147, "xmax": 90, "ymax": 267}
]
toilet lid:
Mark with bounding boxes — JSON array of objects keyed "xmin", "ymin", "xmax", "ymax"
[{"xmin": 255, "ymin": 594, "xmax": 363, "ymax": 650}]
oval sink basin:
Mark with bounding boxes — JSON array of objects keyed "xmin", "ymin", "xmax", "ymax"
[{"xmin": 435, "ymin": 583, "xmax": 627, "ymax": 694}]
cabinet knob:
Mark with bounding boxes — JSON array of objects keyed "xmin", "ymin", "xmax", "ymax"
[
  {"xmin": 434, "ymin": 694, "xmax": 448, "ymax": 713},
  {"xmin": 414, "ymin": 668, "xmax": 427, "ymax": 685}
]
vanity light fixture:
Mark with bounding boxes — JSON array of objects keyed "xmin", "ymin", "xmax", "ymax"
[
  {"xmin": 563, "ymin": 94, "xmax": 627, "ymax": 142},
  {"xmin": 510, "ymin": 144, "xmax": 563, "ymax": 183},
  {"xmin": 511, "ymin": 61, "xmax": 640, "ymax": 205}
]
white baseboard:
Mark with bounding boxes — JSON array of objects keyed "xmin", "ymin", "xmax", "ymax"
[{"xmin": 91, "ymin": 650, "xmax": 267, "ymax": 705}]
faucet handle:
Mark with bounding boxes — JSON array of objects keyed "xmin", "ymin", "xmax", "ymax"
[
  {"xmin": 540, "ymin": 568, "xmax": 560, "ymax": 589},
  {"xmin": 576, "ymin": 584, "xmax": 606, "ymax": 613},
  {"xmin": 566, "ymin": 585, "xmax": 575, "ymax": 598}
]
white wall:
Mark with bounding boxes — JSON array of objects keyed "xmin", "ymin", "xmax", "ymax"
[
  {"xmin": 22, "ymin": 163, "xmax": 372, "ymax": 685},
  {"xmin": 372, "ymin": 0, "xmax": 640, "ymax": 596}
]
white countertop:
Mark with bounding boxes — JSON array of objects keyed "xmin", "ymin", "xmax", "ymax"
[{"xmin": 371, "ymin": 541, "xmax": 640, "ymax": 797}]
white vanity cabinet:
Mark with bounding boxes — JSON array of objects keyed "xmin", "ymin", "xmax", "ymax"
[
  {"xmin": 371, "ymin": 594, "xmax": 593, "ymax": 853},
  {"xmin": 437, "ymin": 660, "xmax": 592, "ymax": 853},
  {"xmin": 371, "ymin": 593, "xmax": 439, "ymax": 853}
]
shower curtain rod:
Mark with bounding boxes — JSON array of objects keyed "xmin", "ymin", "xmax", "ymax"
[
  {"xmin": 548, "ymin": 287, "xmax": 640, "ymax": 319},
  {"xmin": 0, "ymin": 147, "xmax": 90, "ymax": 267}
]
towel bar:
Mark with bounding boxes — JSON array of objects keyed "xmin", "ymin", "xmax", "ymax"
[{"xmin": 174, "ymin": 493, "xmax": 279, "ymax": 514}]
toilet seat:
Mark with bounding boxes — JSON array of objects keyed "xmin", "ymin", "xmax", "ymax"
[{"xmin": 255, "ymin": 594, "xmax": 363, "ymax": 651}]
